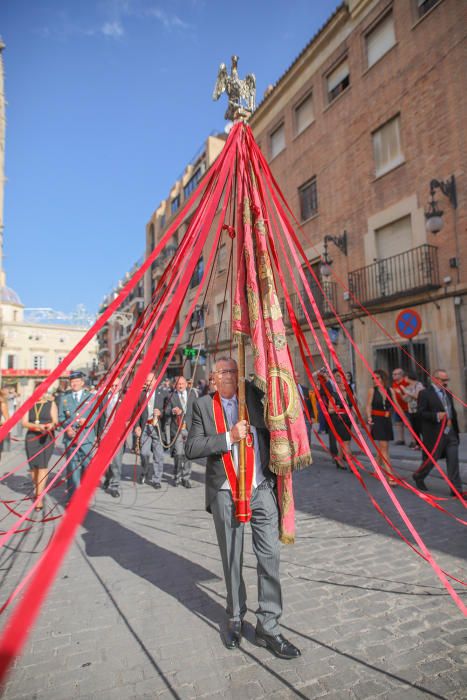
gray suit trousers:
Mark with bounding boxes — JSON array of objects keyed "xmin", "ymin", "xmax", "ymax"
[
  {"xmin": 211, "ymin": 482, "xmax": 282, "ymax": 635},
  {"xmin": 141, "ymin": 429, "xmax": 164, "ymax": 485}
]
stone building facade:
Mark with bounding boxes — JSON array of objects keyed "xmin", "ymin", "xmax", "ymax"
[{"xmin": 0, "ymin": 287, "xmax": 98, "ymax": 401}]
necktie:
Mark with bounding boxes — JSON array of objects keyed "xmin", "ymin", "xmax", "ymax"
[
  {"xmin": 73, "ymin": 392, "xmax": 78, "ymax": 402},
  {"xmin": 441, "ymin": 390, "xmax": 451, "ymax": 419},
  {"xmin": 226, "ymin": 399, "xmax": 238, "ymax": 428},
  {"xmin": 180, "ymin": 392, "xmax": 186, "ymax": 411}
]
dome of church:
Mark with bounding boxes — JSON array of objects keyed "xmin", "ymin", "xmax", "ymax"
[{"xmin": 0, "ymin": 286, "xmax": 23, "ymax": 306}]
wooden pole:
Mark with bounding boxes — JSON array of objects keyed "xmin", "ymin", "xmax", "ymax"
[{"xmin": 237, "ymin": 334, "xmax": 246, "ymax": 505}]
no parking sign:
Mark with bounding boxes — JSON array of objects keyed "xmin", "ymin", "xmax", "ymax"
[{"xmin": 395, "ymin": 309, "xmax": 422, "ymax": 339}]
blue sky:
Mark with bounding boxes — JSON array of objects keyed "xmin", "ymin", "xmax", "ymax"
[{"xmin": 1, "ymin": 0, "xmax": 341, "ymax": 315}]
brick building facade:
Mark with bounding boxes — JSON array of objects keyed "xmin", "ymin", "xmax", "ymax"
[
  {"xmin": 143, "ymin": 0, "xmax": 467, "ymax": 422},
  {"xmin": 248, "ymin": 0, "xmax": 467, "ymax": 419}
]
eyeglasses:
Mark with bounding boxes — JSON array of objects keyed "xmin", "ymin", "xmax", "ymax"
[{"xmin": 215, "ymin": 369, "xmax": 238, "ymax": 376}]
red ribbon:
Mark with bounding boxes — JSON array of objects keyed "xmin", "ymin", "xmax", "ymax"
[{"xmin": 212, "ymin": 392, "xmax": 254, "ymax": 522}]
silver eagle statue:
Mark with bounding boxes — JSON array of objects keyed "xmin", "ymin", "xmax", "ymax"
[{"xmin": 212, "ymin": 55, "xmax": 256, "ymax": 121}]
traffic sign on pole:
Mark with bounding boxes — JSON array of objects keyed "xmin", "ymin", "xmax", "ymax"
[{"xmin": 395, "ymin": 309, "xmax": 422, "ymax": 339}]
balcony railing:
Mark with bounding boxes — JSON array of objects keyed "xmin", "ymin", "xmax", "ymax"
[
  {"xmin": 280, "ymin": 282, "xmax": 337, "ymax": 325},
  {"xmin": 205, "ymin": 320, "xmax": 231, "ymax": 348},
  {"xmin": 348, "ymin": 244, "xmax": 440, "ymax": 307}
]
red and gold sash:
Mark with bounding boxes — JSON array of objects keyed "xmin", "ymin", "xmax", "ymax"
[{"xmin": 212, "ymin": 391, "xmax": 255, "ymax": 522}]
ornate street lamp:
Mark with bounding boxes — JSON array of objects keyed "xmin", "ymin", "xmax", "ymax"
[
  {"xmin": 425, "ymin": 175, "xmax": 457, "ymax": 234},
  {"xmin": 320, "ymin": 231, "xmax": 348, "ymax": 278}
]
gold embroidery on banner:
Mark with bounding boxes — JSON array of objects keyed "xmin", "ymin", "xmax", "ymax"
[
  {"xmin": 255, "ymin": 217, "xmax": 267, "ymax": 236},
  {"xmin": 267, "ymin": 366, "xmax": 300, "ymax": 428},
  {"xmin": 270, "ymin": 436, "xmax": 299, "ymax": 467},
  {"xmin": 243, "ymin": 198, "xmax": 252, "ymax": 226},
  {"xmin": 258, "ymin": 252, "xmax": 283, "ymax": 321},
  {"xmin": 266, "ymin": 326, "xmax": 287, "ymax": 351},
  {"xmin": 232, "ymin": 304, "xmax": 242, "ymax": 321},
  {"xmin": 246, "ymin": 286, "xmax": 259, "ymax": 324}
]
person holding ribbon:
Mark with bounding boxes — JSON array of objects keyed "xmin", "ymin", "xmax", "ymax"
[
  {"xmin": 134, "ymin": 372, "xmax": 166, "ymax": 489},
  {"xmin": 165, "ymin": 376, "xmax": 196, "ymax": 488},
  {"xmin": 412, "ymin": 369, "xmax": 463, "ymax": 497},
  {"xmin": 366, "ymin": 369, "xmax": 398, "ymax": 486},
  {"xmin": 22, "ymin": 384, "xmax": 58, "ymax": 511},
  {"xmin": 327, "ymin": 368, "xmax": 356, "ymax": 471},
  {"xmin": 185, "ymin": 356, "xmax": 301, "ymax": 660}
]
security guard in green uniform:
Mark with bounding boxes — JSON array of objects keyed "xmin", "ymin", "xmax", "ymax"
[{"xmin": 59, "ymin": 370, "xmax": 97, "ymax": 503}]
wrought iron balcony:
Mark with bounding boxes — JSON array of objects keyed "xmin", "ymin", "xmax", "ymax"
[
  {"xmin": 280, "ymin": 282, "xmax": 337, "ymax": 325},
  {"xmin": 348, "ymin": 244, "xmax": 440, "ymax": 307}
]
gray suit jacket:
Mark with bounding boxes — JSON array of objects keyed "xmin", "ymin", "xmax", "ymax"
[{"xmin": 185, "ymin": 382, "xmax": 273, "ymax": 512}]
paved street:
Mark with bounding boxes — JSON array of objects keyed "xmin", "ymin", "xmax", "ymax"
[{"xmin": 0, "ymin": 437, "xmax": 466, "ymax": 700}]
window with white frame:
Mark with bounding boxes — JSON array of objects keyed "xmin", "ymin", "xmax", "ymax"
[
  {"xmin": 32, "ymin": 355, "xmax": 46, "ymax": 370},
  {"xmin": 270, "ymin": 123, "xmax": 285, "ymax": 159},
  {"xmin": 372, "ymin": 115, "xmax": 404, "ymax": 177},
  {"xmin": 327, "ymin": 58, "xmax": 350, "ymax": 103},
  {"xmin": 374, "ymin": 216, "xmax": 413, "ymax": 297},
  {"xmin": 294, "ymin": 92, "xmax": 314, "ymax": 135},
  {"xmin": 375, "ymin": 215, "xmax": 413, "ymax": 259},
  {"xmin": 366, "ymin": 12, "xmax": 396, "ymax": 68}
]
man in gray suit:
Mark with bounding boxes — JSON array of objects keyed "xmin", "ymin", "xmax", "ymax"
[
  {"xmin": 185, "ymin": 357, "xmax": 300, "ymax": 659},
  {"xmin": 165, "ymin": 376, "xmax": 196, "ymax": 488}
]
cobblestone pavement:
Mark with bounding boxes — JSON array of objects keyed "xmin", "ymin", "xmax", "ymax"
[{"xmin": 0, "ymin": 439, "xmax": 466, "ymax": 700}]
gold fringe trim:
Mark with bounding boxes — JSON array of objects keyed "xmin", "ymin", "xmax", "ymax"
[
  {"xmin": 232, "ymin": 330, "xmax": 250, "ymax": 344},
  {"xmin": 280, "ymin": 533, "xmax": 295, "ymax": 545},
  {"xmin": 268, "ymin": 452, "xmax": 313, "ymax": 476}
]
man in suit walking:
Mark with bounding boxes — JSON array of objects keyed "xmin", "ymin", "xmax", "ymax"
[
  {"xmin": 185, "ymin": 356, "xmax": 300, "ymax": 659},
  {"xmin": 165, "ymin": 376, "xmax": 195, "ymax": 488},
  {"xmin": 412, "ymin": 369, "xmax": 463, "ymax": 497},
  {"xmin": 134, "ymin": 372, "xmax": 165, "ymax": 489},
  {"xmin": 59, "ymin": 370, "xmax": 97, "ymax": 503},
  {"xmin": 100, "ymin": 377, "xmax": 125, "ymax": 498}
]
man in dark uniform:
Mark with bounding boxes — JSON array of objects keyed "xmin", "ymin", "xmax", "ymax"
[
  {"xmin": 412, "ymin": 369, "xmax": 464, "ymax": 497},
  {"xmin": 59, "ymin": 370, "xmax": 96, "ymax": 503},
  {"xmin": 165, "ymin": 376, "xmax": 196, "ymax": 487},
  {"xmin": 185, "ymin": 356, "xmax": 300, "ymax": 659}
]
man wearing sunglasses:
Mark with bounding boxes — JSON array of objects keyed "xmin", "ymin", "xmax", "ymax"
[{"xmin": 412, "ymin": 369, "xmax": 463, "ymax": 497}]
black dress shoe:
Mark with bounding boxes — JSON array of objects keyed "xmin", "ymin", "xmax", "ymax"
[
  {"xmin": 153, "ymin": 482, "xmax": 162, "ymax": 489},
  {"xmin": 182, "ymin": 480, "xmax": 192, "ymax": 488},
  {"xmin": 255, "ymin": 629, "xmax": 301, "ymax": 659},
  {"xmin": 450, "ymin": 489, "xmax": 467, "ymax": 499},
  {"xmin": 412, "ymin": 474, "xmax": 428, "ymax": 492},
  {"xmin": 108, "ymin": 489, "xmax": 120, "ymax": 498},
  {"xmin": 139, "ymin": 476, "xmax": 146, "ymax": 485},
  {"xmin": 223, "ymin": 621, "xmax": 242, "ymax": 649}
]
